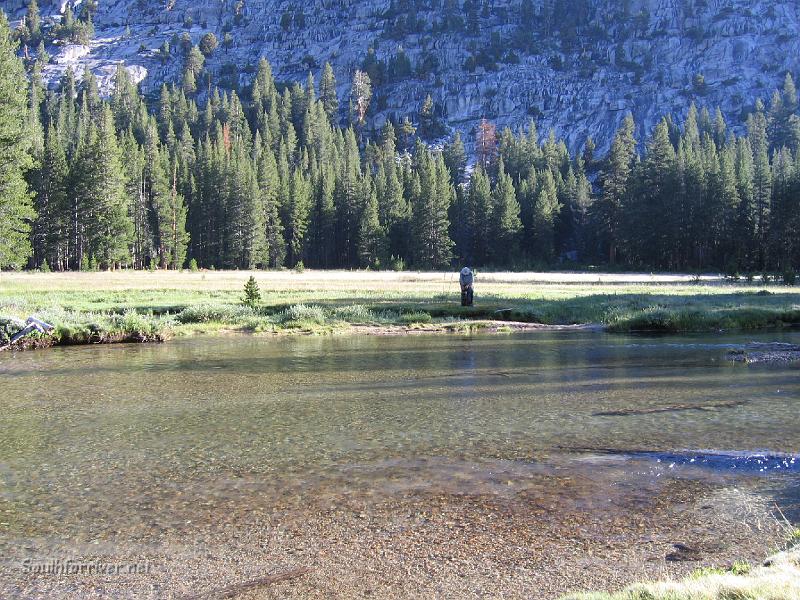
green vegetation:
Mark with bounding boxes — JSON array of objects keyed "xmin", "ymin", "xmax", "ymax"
[
  {"xmin": 0, "ymin": 12, "xmax": 35, "ymax": 270},
  {"xmin": 241, "ymin": 275, "xmax": 261, "ymax": 308},
  {"xmin": 2, "ymin": 6, "xmax": 800, "ymax": 277},
  {"xmin": 1, "ymin": 271, "xmax": 798, "ymax": 347},
  {"xmin": 561, "ymin": 547, "xmax": 800, "ymax": 600}
]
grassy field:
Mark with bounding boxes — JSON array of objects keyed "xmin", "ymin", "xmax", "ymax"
[
  {"xmin": 562, "ymin": 545, "xmax": 800, "ymax": 600},
  {"xmin": 1, "ymin": 269, "xmax": 799, "ymax": 346}
]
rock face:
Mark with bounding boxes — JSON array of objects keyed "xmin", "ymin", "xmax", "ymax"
[{"xmin": 11, "ymin": 0, "xmax": 800, "ymax": 150}]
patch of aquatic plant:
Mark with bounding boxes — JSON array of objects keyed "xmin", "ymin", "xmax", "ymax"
[{"xmin": 441, "ymin": 320, "xmax": 492, "ymax": 332}]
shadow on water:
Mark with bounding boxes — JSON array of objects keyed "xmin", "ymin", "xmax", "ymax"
[{"xmin": 562, "ymin": 447, "xmax": 800, "ymax": 475}]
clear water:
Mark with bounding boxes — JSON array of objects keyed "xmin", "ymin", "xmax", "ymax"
[{"xmin": 1, "ymin": 331, "xmax": 799, "ymax": 542}]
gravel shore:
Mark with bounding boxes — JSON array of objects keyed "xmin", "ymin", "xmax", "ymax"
[{"xmin": 1, "ymin": 463, "xmax": 786, "ymax": 600}]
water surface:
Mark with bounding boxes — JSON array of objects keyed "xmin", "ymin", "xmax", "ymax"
[{"xmin": 1, "ymin": 330, "xmax": 799, "ymax": 543}]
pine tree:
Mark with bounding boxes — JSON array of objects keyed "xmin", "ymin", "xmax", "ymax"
[
  {"xmin": 71, "ymin": 106, "xmax": 132, "ymax": 268},
  {"xmin": 748, "ymin": 101, "xmax": 771, "ymax": 268},
  {"xmin": 466, "ymin": 165, "xmax": 493, "ymax": 265},
  {"xmin": 0, "ymin": 12, "xmax": 36, "ymax": 269},
  {"xmin": 25, "ymin": 0, "xmax": 42, "ymax": 45},
  {"xmin": 716, "ymin": 142, "xmax": 740, "ymax": 268},
  {"xmin": 531, "ymin": 169, "xmax": 560, "ymax": 261},
  {"xmin": 490, "ymin": 159, "xmax": 522, "ymax": 264},
  {"xmin": 418, "ymin": 94, "xmax": 438, "ymax": 138},
  {"xmin": 411, "ymin": 145, "xmax": 454, "ymax": 268},
  {"xmin": 350, "ymin": 70, "xmax": 372, "ymax": 125},
  {"xmin": 768, "ymin": 148, "xmax": 796, "ymax": 270},
  {"xmin": 443, "ymin": 132, "xmax": 467, "ymax": 185},
  {"xmin": 241, "ymin": 275, "xmax": 261, "ymax": 307},
  {"xmin": 119, "ymin": 128, "xmax": 149, "ymax": 269},
  {"xmin": 33, "ymin": 125, "xmax": 69, "ymax": 270},
  {"xmin": 596, "ymin": 114, "xmax": 636, "ymax": 264},
  {"xmin": 625, "ymin": 119, "xmax": 676, "ymax": 267},
  {"xmin": 734, "ymin": 136, "xmax": 756, "ymax": 268},
  {"xmin": 357, "ymin": 180, "xmax": 387, "ymax": 268},
  {"xmin": 379, "ymin": 160, "xmax": 410, "ymax": 261},
  {"xmin": 476, "ymin": 118, "xmax": 497, "ymax": 171},
  {"xmin": 157, "ymin": 156, "xmax": 189, "ymax": 269},
  {"xmin": 286, "ymin": 167, "xmax": 311, "ymax": 266},
  {"xmin": 319, "ymin": 63, "xmax": 339, "ymax": 125}
]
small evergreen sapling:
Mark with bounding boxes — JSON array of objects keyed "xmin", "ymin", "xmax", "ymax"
[{"xmin": 242, "ymin": 275, "xmax": 261, "ymax": 308}]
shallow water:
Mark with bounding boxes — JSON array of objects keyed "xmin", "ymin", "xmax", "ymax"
[{"xmin": 1, "ymin": 330, "xmax": 799, "ymax": 543}]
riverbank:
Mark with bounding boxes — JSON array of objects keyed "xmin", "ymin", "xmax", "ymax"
[
  {"xmin": 0, "ymin": 463, "xmax": 789, "ymax": 600},
  {"xmin": 564, "ymin": 545, "xmax": 800, "ymax": 600},
  {"xmin": 1, "ymin": 270, "xmax": 799, "ymax": 349}
]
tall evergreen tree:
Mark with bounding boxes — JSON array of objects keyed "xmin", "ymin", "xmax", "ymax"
[
  {"xmin": 490, "ymin": 159, "xmax": 522, "ymax": 264},
  {"xmin": 748, "ymin": 100, "xmax": 772, "ymax": 268},
  {"xmin": 33, "ymin": 125, "xmax": 69, "ymax": 269},
  {"xmin": 319, "ymin": 62, "xmax": 339, "ymax": 125},
  {"xmin": 596, "ymin": 114, "xmax": 636, "ymax": 264},
  {"xmin": 466, "ymin": 165, "xmax": 493, "ymax": 265},
  {"xmin": 71, "ymin": 106, "xmax": 132, "ymax": 268},
  {"xmin": 531, "ymin": 169, "xmax": 560, "ymax": 261},
  {"xmin": 357, "ymin": 179, "xmax": 387, "ymax": 268},
  {"xmin": 0, "ymin": 12, "xmax": 36, "ymax": 269},
  {"xmin": 411, "ymin": 145, "xmax": 454, "ymax": 268},
  {"xmin": 286, "ymin": 167, "xmax": 311, "ymax": 266}
]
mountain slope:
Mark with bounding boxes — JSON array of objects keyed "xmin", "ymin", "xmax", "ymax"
[{"xmin": 10, "ymin": 0, "xmax": 800, "ymax": 149}]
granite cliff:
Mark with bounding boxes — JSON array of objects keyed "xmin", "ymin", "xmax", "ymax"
[{"xmin": 8, "ymin": 0, "xmax": 800, "ymax": 150}]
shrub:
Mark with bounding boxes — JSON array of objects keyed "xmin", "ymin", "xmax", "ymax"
[
  {"xmin": 189, "ymin": 258, "xmax": 199, "ymax": 272},
  {"xmin": 278, "ymin": 304, "xmax": 326, "ymax": 327},
  {"xmin": 332, "ymin": 305, "xmax": 375, "ymax": 323},
  {"xmin": 0, "ymin": 317, "xmax": 26, "ymax": 346},
  {"xmin": 176, "ymin": 304, "xmax": 254, "ymax": 324},
  {"xmin": 390, "ymin": 255, "xmax": 405, "ymax": 271},
  {"xmin": 199, "ymin": 32, "xmax": 218, "ymax": 56}
]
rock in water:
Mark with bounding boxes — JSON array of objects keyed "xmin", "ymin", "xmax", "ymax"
[{"xmin": 727, "ymin": 343, "xmax": 800, "ymax": 364}]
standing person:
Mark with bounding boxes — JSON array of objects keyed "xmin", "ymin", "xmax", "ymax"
[{"xmin": 459, "ymin": 267, "xmax": 474, "ymax": 306}]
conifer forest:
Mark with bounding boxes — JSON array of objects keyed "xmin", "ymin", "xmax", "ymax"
[{"xmin": 1, "ymin": 11, "xmax": 799, "ymax": 275}]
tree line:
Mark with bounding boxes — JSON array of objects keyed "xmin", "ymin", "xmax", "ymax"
[{"xmin": 1, "ymin": 11, "xmax": 799, "ymax": 274}]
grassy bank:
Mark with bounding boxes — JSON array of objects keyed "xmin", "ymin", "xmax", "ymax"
[
  {"xmin": 1, "ymin": 270, "xmax": 799, "ymax": 347},
  {"xmin": 562, "ymin": 544, "xmax": 800, "ymax": 600}
]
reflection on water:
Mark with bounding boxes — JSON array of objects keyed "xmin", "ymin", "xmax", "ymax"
[{"xmin": 0, "ymin": 330, "xmax": 799, "ymax": 541}]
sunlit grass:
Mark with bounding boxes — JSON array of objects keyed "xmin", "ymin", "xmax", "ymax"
[
  {"xmin": 561, "ymin": 548, "xmax": 800, "ymax": 600},
  {"xmin": 1, "ymin": 270, "xmax": 799, "ymax": 345}
]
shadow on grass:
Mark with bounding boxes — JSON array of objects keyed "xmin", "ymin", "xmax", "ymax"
[{"xmin": 354, "ymin": 292, "xmax": 800, "ymax": 333}]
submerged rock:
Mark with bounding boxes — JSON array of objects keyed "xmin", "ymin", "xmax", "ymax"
[{"xmin": 727, "ymin": 342, "xmax": 800, "ymax": 364}]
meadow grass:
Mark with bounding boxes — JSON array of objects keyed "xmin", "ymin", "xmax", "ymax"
[
  {"xmin": 1, "ymin": 270, "xmax": 798, "ymax": 345},
  {"xmin": 561, "ymin": 547, "xmax": 800, "ymax": 600}
]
